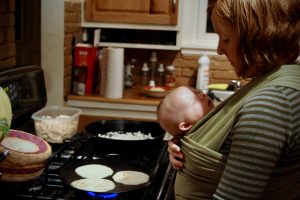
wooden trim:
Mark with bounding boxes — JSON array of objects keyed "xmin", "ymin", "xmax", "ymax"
[
  {"xmin": 68, "ymin": 85, "xmax": 162, "ymax": 106},
  {"xmin": 68, "ymin": 94, "xmax": 160, "ymax": 105},
  {"xmin": 91, "ymin": 12, "xmax": 176, "ymax": 25}
]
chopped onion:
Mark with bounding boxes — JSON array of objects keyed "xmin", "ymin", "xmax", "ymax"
[{"xmin": 98, "ymin": 131, "xmax": 154, "ymax": 140}]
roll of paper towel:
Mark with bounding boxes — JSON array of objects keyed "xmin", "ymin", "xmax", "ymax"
[{"xmin": 100, "ymin": 47, "xmax": 124, "ymax": 98}]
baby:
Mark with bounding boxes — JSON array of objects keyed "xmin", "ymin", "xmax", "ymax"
[{"xmin": 157, "ymin": 86, "xmax": 214, "ymax": 137}]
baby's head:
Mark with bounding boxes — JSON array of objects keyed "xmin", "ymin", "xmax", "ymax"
[{"xmin": 157, "ymin": 86, "xmax": 214, "ymax": 136}]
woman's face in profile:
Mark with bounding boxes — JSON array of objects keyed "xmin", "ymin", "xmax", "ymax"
[{"xmin": 211, "ymin": 12, "xmax": 241, "ymax": 76}]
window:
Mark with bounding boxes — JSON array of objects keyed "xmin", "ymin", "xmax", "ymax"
[{"xmin": 181, "ymin": 0, "xmax": 218, "ymax": 55}]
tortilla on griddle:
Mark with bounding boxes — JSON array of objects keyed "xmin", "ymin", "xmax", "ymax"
[
  {"xmin": 75, "ymin": 164, "xmax": 113, "ymax": 179},
  {"xmin": 71, "ymin": 178, "xmax": 115, "ymax": 192},
  {"xmin": 112, "ymin": 170, "xmax": 149, "ymax": 185}
]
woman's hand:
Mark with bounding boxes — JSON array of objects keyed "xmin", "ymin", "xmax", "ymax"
[{"xmin": 168, "ymin": 138, "xmax": 184, "ymax": 170}]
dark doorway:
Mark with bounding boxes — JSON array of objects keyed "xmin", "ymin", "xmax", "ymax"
[{"xmin": 15, "ymin": 0, "xmax": 41, "ymax": 66}]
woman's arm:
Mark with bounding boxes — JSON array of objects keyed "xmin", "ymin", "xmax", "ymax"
[
  {"xmin": 168, "ymin": 138, "xmax": 184, "ymax": 170},
  {"xmin": 213, "ymin": 87, "xmax": 299, "ymax": 200}
]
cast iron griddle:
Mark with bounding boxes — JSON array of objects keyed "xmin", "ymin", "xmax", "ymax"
[{"xmin": 59, "ymin": 159, "xmax": 154, "ymax": 193}]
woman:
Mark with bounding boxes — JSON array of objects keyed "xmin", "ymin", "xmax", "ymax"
[{"xmin": 168, "ymin": 0, "xmax": 300, "ymax": 199}]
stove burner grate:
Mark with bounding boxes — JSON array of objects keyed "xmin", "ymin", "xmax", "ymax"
[{"xmin": 0, "ymin": 138, "xmax": 174, "ymax": 200}]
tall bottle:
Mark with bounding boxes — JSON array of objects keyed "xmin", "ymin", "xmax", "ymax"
[
  {"xmin": 82, "ymin": 28, "xmax": 88, "ymax": 43},
  {"xmin": 156, "ymin": 63, "xmax": 165, "ymax": 86},
  {"xmin": 141, "ymin": 62, "xmax": 150, "ymax": 87},
  {"xmin": 81, "ymin": 28, "xmax": 92, "ymax": 46},
  {"xmin": 196, "ymin": 55, "xmax": 210, "ymax": 94},
  {"xmin": 149, "ymin": 51, "xmax": 158, "ymax": 86},
  {"xmin": 124, "ymin": 61, "xmax": 133, "ymax": 88}
]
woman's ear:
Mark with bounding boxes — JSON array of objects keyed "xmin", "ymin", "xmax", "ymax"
[{"xmin": 178, "ymin": 122, "xmax": 193, "ymax": 131}]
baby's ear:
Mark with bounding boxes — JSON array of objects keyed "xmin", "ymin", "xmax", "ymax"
[{"xmin": 179, "ymin": 122, "xmax": 193, "ymax": 131}]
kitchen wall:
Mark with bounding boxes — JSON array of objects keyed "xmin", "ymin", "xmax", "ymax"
[
  {"xmin": 0, "ymin": 0, "xmax": 40, "ymax": 70},
  {"xmin": 64, "ymin": 0, "xmax": 82, "ymax": 99},
  {"xmin": 2, "ymin": 0, "xmax": 247, "ymax": 105},
  {"xmin": 41, "ymin": 0, "xmax": 65, "ymax": 106},
  {"xmin": 63, "ymin": 0, "xmax": 247, "ymax": 100},
  {"xmin": 0, "ymin": 0, "xmax": 60, "ymax": 105},
  {"xmin": 0, "ymin": 0, "xmax": 16, "ymax": 69}
]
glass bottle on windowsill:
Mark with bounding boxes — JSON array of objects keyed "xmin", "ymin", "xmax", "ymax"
[
  {"xmin": 164, "ymin": 65, "xmax": 176, "ymax": 88},
  {"xmin": 149, "ymin": 51, "xmax": 158, "ymax": 86},
  {"xmin": 156, "ymin": 63, "xmax": 165, "ymax": 87},
  {"xmin": 124, "ymin": 61, "xmax": 133, "ymax": 89},
  {"xmin": 77, "ymin": 28, "xmax": 92, "ymax": 47},
  {"xmin": 141, "ymin": 62, "xmax": 150, "ymax": 87}
]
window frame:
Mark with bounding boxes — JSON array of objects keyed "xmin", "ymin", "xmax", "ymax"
[{"xmin": 181, "ymin": 0, "xmax": 218, "ymax": 55}]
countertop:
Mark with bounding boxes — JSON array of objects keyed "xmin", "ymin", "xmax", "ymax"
[
  {"xmin": 68, "ymin": 85, "xmax": 164, "ymax": 120},
  {"xmin": 68, "ymin": 85, "xmax": 162, "ymax": 106}
]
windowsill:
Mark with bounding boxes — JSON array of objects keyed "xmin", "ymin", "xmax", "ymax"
[
  {"xmin": 68, "ymin": 85, "xmax": 161, "ymax": 105},
  {"xmin": 67, "ymin": 85, "xmax": 162, "ymax": 120}
]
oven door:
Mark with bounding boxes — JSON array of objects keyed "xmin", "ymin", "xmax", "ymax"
[{"xmin": 0, "ymin": 65, "xmax": 47, "ymax": 132}]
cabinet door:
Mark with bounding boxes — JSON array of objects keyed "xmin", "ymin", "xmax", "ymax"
[
  {"xmin": 95, "ymin": 0, "xmax": 150, "ymax": 13},
  {"xmin": 85, "ymin": 0, "xmax": 178, "ymax": 25}
]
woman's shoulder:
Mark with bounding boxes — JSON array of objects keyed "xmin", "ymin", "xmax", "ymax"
[
  {"xmin": 244, "ymin": 85, "xmax": 300, "ymax": 108},
  {"xmin": 234, "ymin": 85, "xmax": 300, "ymax": 149},
  {"xmin": 232, "ymin": 86, "xmax": 300, "ymax": 146},
  {"xmin": 237, "ymin": 86, "xmax": 300, "ymax": 124}
]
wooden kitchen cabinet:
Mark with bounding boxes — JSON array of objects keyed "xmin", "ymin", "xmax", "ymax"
[{"xmin": 85, "ymin": 0, "xmax": 179, "ymax": 25}]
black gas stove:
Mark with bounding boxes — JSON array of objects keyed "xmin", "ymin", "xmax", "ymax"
[
  {"xmin": 0, "ymin": 138, "xmax": 174, "ymax": 200},
  {"xmin": 0, "ymin": 65, "xmax": 176, "ymax": 200}
]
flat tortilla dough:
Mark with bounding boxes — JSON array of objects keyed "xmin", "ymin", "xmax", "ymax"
[
  {"xmin": 71, "ymin": 178, "xmax": 115, "ymax": 192},
  {"xmin": 113, "ymin": 170, "xmax": 149, "ymax": 185},
  {"xmin": 1, "ymin": 137, "xmax": 39, "ymax": 153},
  {"xmin": 75, "ymin": 164, "xmax": 113, "ymax": 179}
]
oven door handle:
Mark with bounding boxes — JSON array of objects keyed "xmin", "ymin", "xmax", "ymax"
[{"xmin": 156, "ymin": 162, "xmax": 177, "ymax": 200}]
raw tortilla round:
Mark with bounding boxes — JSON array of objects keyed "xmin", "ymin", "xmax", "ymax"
[
  {"xmin": 1, "ymin": 137, "xmax": 39, "ymax": 153},
  {"xmin": 75, "ymin": 164, "xmax": 113, "ymax": 179},
  {"xmin": 112, "ymin": 170, "xmax": 150, "ymax": 185},
  {"xmin": 71, "ymin": 178, "xmax": 115, "ymax": 192}
]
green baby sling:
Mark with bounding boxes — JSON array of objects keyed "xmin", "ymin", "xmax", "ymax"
[{"xmin": 174, "ymin": 64, "xmax": 300, "ymax": 200}]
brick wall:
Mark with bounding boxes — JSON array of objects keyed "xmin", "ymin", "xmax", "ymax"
[
  {"xmin": 0, "ymin": 0, "xmax": 16, "ymax": 69},
  {"xmin": 64, "ymin": 0, "xmax": 82, "ymax": 99},
  {"xmin": 209, "ymin": 55, "xmax": 250, "ymax": 86},
  {"xmin": 126, "ymin": 50, "xmax": 248, "ymax": 88},
  {"xmin": 63, "ymin": 1, "xmax": 247, "ymax": 98}
]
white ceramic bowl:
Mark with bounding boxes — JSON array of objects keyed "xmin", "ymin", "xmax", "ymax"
[{"xmin": 143, "ymin": 86, "xmax": 172, "ymax": 98}]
